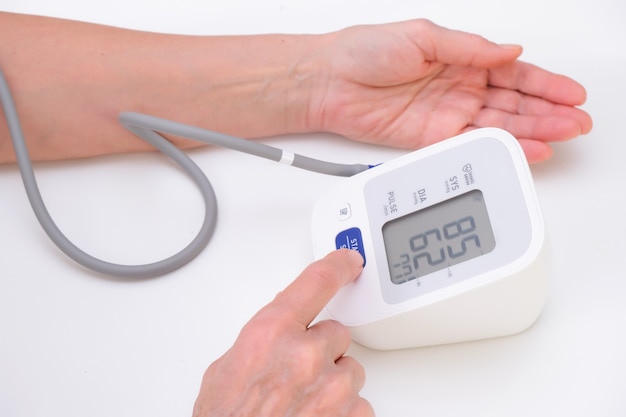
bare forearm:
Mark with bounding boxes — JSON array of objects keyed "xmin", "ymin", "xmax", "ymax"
[
  {"xmin": 1, "ymin": 13, "xmax": 592, "ymax": 166},
  {"xmin": 0, "ymin": 12, "xmax": 323, "ymax": 163}
]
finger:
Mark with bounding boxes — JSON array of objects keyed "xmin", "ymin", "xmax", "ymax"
[
  {"xmin": 307, "ymin": 319, "xmax": 352, "ymax": 361},
  {"xmin": 472, "ymin": 107, "xmax": 584, "ymax": 143},
  {"xmin": 410, "ymin": 19, "xmax": 523, "ymax": 68},
  {"xmin": 488, "ymin": 60, "xmax": 588, "ymax": 107},
  {"xmin": 464, "ymin": 125, "xmax": 557, "ymax": 163},
  {"xmin": 518, "ymin": 139, "xmax": 553, "ymax": 164},
  {"xmin": 483, "ymin": 87, "xmax": 593, "ymax": 134},
  {"xmin": 335, "ymin": 355, "xmax": 367, "ymax": 392},
  {"xmin": 272, "ymin": 249, "xmax": 364, "ymax": 328},
  {"xmin": 462, "ymin": 125, "xmax": 555, "ymax": 164},
  {"xmin": 350, "ymin": 398, "xmax": 376, "ymax": 417}
]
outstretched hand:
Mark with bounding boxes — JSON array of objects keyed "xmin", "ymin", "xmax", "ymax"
[
  {"xmin": 308, "ymin": 19, "xmax": 592, "ymax": 163},
  {"xmin": 193, "ymin": 249, "xmax": 373, "ymax": 417}
]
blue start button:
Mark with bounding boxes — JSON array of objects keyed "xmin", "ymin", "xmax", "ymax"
[{"xmin": 335, "ymin": 227, "xmax": 366, "ymax": 266}]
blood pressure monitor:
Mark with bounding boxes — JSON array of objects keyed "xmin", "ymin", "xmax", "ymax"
[{"xmin": 311, "ymin": 128, "xmax": 549, "ymax": 350}]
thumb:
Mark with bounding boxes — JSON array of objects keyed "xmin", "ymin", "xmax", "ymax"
[{"xmin": 410, "ymin": 19, "xmax": 523, "ymax": 67}]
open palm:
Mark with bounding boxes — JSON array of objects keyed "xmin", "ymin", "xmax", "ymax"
[{"xmin": 311, "ymin": 20, "xmax": 592, "ymax": 163}]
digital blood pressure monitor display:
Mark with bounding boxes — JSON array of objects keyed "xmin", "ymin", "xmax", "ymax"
[
  {"xmin": 312, "ymin": 128, "xmax": 549, "ymax": 350},
  {"xmin": 383, "ymin": 189, "xmax": 496, "ymax": 284}
]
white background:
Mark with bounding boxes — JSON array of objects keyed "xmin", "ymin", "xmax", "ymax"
[{"xmin": 1, "ymin": 1, "xmax": 625, "ymax": 416}]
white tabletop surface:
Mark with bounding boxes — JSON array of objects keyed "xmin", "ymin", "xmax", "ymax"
[{"xmin": 1, "ymin": 1, "xmax": 624, "ymax": 416}]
